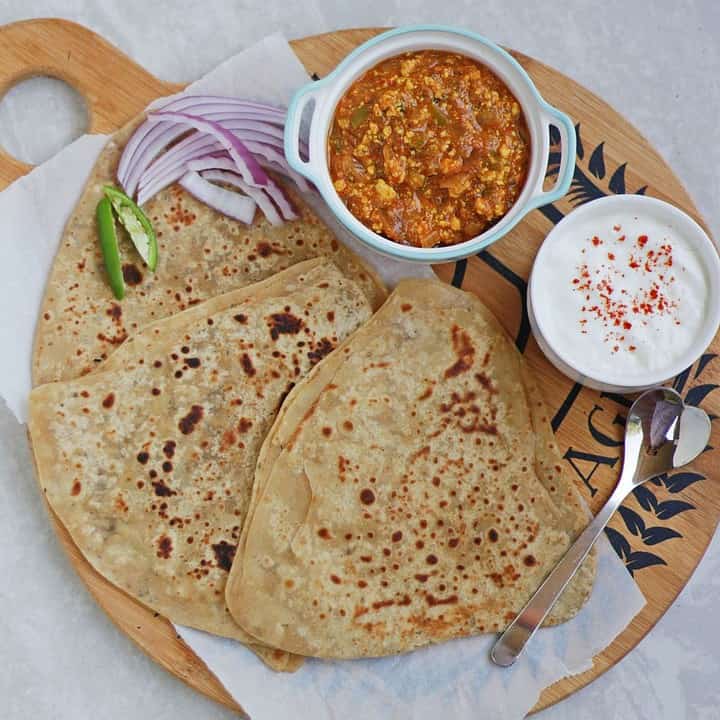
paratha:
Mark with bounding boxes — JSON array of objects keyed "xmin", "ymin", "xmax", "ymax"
[
  {"xmin": 28, "ymin": 259, "xmax": 374, "ymax": 670},
  {"xmin": 226, "ymin": 278, "xmax": 596, "ymax": 658},
  {"xmin": 32, "ymin": 119, "xmax": 386, "ymax": 387}
]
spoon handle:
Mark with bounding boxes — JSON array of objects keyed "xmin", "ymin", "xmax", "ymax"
[{"xmin": 490, "ymin": 483, "xmax": 630, "ymax": 667}]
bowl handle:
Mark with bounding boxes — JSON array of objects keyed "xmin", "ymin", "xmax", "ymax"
[
  {"xmin": 529, "ymin": 104, "xmax": 577, "ymax": 207},
  {"xmin": 284, "ymin": 80, "xmax": 328, "ymax": 186}
]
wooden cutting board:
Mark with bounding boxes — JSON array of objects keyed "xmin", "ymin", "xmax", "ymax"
[{"xmin": 2, "ymin": 18, "xmax": 718, "ymax": 717}]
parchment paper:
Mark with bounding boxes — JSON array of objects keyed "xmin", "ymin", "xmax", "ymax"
[{"xmin": 0, "ymin": 32, "xmax": 645, "ymax": 719}]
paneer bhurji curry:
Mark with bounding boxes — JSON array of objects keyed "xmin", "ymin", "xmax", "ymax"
[{"xmin": 329, "ymin": 50, "xmax": 530, "ymax": 248}]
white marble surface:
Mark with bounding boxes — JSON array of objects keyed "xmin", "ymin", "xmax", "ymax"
[{"xmin": 0, "ymin": 1, "xmax": 718, "ymax": 718}]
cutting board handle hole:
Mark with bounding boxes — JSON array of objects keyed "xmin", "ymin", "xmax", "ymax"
[{"xmin": 0, "ymin": 75, "xmax": 88, "ymax": 166}]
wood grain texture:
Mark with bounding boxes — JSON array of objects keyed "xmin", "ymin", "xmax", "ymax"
[{"xmin": 4, "ymin": 19, "xmax": 718, "ymax": 717}]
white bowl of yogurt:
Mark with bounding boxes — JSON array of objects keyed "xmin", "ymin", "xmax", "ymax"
[{"xmin": 528, "ymin": 195, "xmax": 720, "ymax": 394}]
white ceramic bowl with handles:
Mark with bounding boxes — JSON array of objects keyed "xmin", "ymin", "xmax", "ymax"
[{"xmin": 284, "ymin": 24, "xmax": 577, "ymax": 263}]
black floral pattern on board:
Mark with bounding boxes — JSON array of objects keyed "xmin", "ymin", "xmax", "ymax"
[{"xmin": 449, "ymin": 124, "xmax": 717, "ymax": 576}]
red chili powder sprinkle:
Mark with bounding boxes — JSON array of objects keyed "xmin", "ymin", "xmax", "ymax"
[{"xmin": 571, "ymin": 230, "xmax": 679, "ymax": 352}]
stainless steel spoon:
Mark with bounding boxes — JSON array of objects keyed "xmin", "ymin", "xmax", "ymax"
[{"xmin": 490, "ymin": 387, "xmax": 711, "ymax": 667}]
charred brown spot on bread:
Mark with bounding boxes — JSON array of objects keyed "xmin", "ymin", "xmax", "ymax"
[
  {"xmin": 371, "ymin": 599, "xmax": 394, "ymax": 610},
  {"xmin": 152, "ymin": 479, "xmax": 176, "ymax": 497},
  {"xmin": 444, "ymin": 325, "xmax": 475, "ymax": 378},
  {"xmin": 360, "ymin": 489, "xmax": 375, "ymax": 505},
  {"xmin": 307, "ymin": 337, "xmax": 334, "ymax": 365},
  {"xmin": 220, "ymin": 429, "xmax": 236, "ymax": 451},
  {"xmin": 71, "ymin": 481, "xmax": 81, "ymax": 496},
  {"xmin": 178, "ymin": 405, "xmax": 204, "ymax": 434},
  {"xmin": 212, "ymin": 541, "xmax": 237, "ymax": 572},
  {"xmin": 475, "ymin": 371, "xmax": 497, "ymax": 394},
  {"xmin": 240, "ymin": 353, "xmax": 256, "ymax": 376},
  {"xmin": 101, "ymin": 393, "xmax": 115, "ymax": 409},
  {"xmin": 97, "ymin": 331, "xmax": 128, "ymax": 346},
  {"xmin": 156, "ymin": 535, "xmax": 173, "ymax": 559},
  {"xmin": 122, "ymin": 263, "xmax": 143, "ymax": 286},
  {"xmin": 269, "ymin": 312, "xmax": 303, "ymax": 340},
  {"xmin": 426, "ymin": 593, "xmax": 458, "ymax": 606},
  {"xmin": 106, "ymin": 304, "xmax": 122, "ymax": 323}
]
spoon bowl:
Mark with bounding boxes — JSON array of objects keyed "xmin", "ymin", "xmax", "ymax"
[{"xmin": 625, "ymin": 387, "xmax": 684, "ymax": 488}]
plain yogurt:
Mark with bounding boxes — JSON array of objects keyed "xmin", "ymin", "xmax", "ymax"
[{"xmin": 529, "ymin": 196, "xmax": 720, "ymax": 390}]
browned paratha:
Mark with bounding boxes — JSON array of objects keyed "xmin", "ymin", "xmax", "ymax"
[
  {"xmin": 32, "ymin": 120, "xmax": 386, "ymax": 387},
  {"xmin": 226, "ymin": 278, "xmax": 596, "ymax": 658},
  {"xmin": 28, "ymin": 259, "xmax": 374, "ymax": 670}
]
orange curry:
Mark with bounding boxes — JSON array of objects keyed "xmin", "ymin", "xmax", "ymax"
[{"xmin": 328, "ymin": 50, "xmax": 530, "ymax": 248}]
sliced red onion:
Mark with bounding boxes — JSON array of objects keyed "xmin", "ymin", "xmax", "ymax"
[
  {"xmin": 139, "ymin": 136, "xmax": 220, "ymax": 191},
  {"xmin": 137, "ymin": 146, "xmax": 313, "ymax": 206},
  {"xmin": 120, "ymin": 122, "xmax": 189, "ymax": 197},
  {"xmin": 148, "ymin": 111, "xmax": 269, "ymax": 187},
  {"xmin": 136, "ymin": 166, "xmax": 186, "ymax": 206},
  {"xmin": 156, "ymin": 95, "xmax": 285, "ymax": 116},
  {"xmin": 118, "ymin": 96, "xmax": 285, "ymax": 190},
  {"xmin": 264, "ymin": 178, "xmax": 298, "ymax": 222},
  {"xmin": 139, "ymin": 118, "xmax": 303, "ymax": 185},
  {"xmin": 178, "ymin": 170, "xmax": 256, "ymax": 224},
  {"xmin": 649, "ymin": 400, "xmax": 681, "ymax": 449},
  {"xmin": 190, "ymin": 157, "xmax": 297, "ymax": 222},
  {"xmin": 138, "ymin": 126, "xmax": 288, "ymax": 192},
  {"xmin": 119, "ymin": 95, "xmax": 308, "ymax": 221},
  {"xmin": 257, "ymin": 158, "xmax": 313, "ymax": 193},
  {"xmin": 186, "ymin": 157, "xmax": 238, "ymax": 174},
  {"xmin": 201, "ymin": 169, "xmax": 283, "ymax": 226},
  {"xmin": 140, "ymin": 134, "xmax": 310, "ymax": 195},
  {"xmin": 244, "ymin": 142, "xmax": 312, "ymax": 192}
]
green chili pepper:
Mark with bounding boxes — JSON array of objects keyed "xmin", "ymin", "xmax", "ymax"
[
  {"xmin": 96, "ymin": 197, "xmax": 125, "ymax": 300},
  {"xmin": 350, "ymin": 105, "xmax": 369, "ymax": 129},
  {"xmin": 430, "ymin": 104, "xmax": 448, "ymax": 126},
  {"xmin": 103, "ymin": 185, "xmax": 158, "ymax": 271}
]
